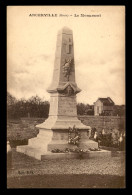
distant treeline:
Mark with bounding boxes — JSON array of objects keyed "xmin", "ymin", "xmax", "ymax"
[
  {"xmin": 7, "ymin": 92, "xmax": 125, "ymax": 119},
  {"xmin": 7, "ymin": 92, "xmax": 49, "ymax": 119}
]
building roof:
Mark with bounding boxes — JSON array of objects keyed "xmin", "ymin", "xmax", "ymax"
[{"xmin": 98, "ymin": 97, "xmax": 114, "ymax": 106}]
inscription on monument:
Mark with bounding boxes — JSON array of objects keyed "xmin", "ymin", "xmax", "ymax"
[{"xmin": 58, "ymin": 96, "xmax": 77, "ymax": 116}]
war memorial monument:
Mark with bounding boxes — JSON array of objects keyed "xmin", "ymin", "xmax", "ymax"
[{"xmin": 17, "ymin": 27, "xmax": 98, "ymax": 160}]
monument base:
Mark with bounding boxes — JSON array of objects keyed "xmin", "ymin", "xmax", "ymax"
[
  {"xmin": 16, "ymin": 126, "xmax": 98, "ymax": 160},
  {"xmin": 16, "ymin": 146, "xmax": 111, "ymax": 160}
]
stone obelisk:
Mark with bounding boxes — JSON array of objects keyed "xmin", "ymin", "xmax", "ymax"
[{"xmin": 17, "ymin": 27, "xmax": 98, "ymax": 160}]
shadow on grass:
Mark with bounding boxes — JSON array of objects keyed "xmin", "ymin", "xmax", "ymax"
[{"xmin": 7, "ymin": 174, "xmax": 125, "ymax": 189}]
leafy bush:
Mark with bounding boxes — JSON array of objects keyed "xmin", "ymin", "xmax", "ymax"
[{"xmin": 98, "ymin": 133, "xmax": 114, "ymax": 147}]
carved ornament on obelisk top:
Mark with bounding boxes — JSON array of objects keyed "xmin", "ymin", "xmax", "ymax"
[
  {"xmin": 47, "ymin": 26, "xmax": 81, "ymax": 96},
  {"xmin": 63, "ymin": 37, "xmax": 72, "ymax": 54},
  {"xmin": 63, "ymin": 58, "xmax": 73, "ymax": 81}
]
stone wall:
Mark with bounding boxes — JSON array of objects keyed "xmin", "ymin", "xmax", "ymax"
[
  {"xmin": 20, "ymin": 116, "xmax": 125, "ymax": 133},
  {"xmin": 78, "ymin": 116, "xmax": 125, "ymax": 132}
]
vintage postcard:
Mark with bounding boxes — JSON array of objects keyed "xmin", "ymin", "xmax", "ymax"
[{"xmin": 7, "ymin": 6, "xmax": 125, "ymax": 188}]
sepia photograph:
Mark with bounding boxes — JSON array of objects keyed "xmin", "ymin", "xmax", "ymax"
[{"xmin": 7, "ymin": 6, "xmax": 125, "ymax": 188}]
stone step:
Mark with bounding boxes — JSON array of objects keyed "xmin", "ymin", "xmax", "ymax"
[
  {"xmin": 17, "ymin": 145, "xmax": 112, "ymax": 161},
  {"xmin": 17, "ymin": 145, "xmax": 46, "ymax": 160},
  {"xmin": 41, "ymin": 150, "xmax": 112, "ymax": 160}
]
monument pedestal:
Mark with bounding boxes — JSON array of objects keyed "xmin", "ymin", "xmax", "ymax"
[
  {"xmin": 17, "ymin": 110, "xmax": 98, "ymax": 160},
  {"xmin": 17, "ymin": 128, "xmax": 98, "ymax": 160}
]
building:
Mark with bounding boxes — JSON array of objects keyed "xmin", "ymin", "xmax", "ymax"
[{"xmin": 94, "ymin": 97, "xmax": 115, "ymax": 116}]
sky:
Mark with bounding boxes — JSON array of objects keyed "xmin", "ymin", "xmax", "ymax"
[{"xmin": 7, "ymin": 6, "xmax": 125, "ymax": 105}]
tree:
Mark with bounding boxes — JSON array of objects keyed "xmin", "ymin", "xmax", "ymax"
[
  {"xmin": 7, "ymin": 93, "xmax": 50, "ymax": 119},
  {"xmin": 77, "ymin": 103, "xmax": 86, "ymax": 115},
  {"xmin": 113, "ymin": 105, "xmax": 125, "ymax": 116},
  {"xmin": 7, "ymin": 92, "xmax": 18, "ymax": 119},
  {"xmin": 77, "ymin": 103, "xmax": 94, "ymax": 115},
  {"xmin": 7, "ymin": 92, "xmax": 17, "ymax": 106}
]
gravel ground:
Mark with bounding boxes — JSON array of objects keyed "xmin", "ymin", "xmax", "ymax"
[{"xmin": 7, "ymin": 151, "xmax": 125, "ymax": 178}]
